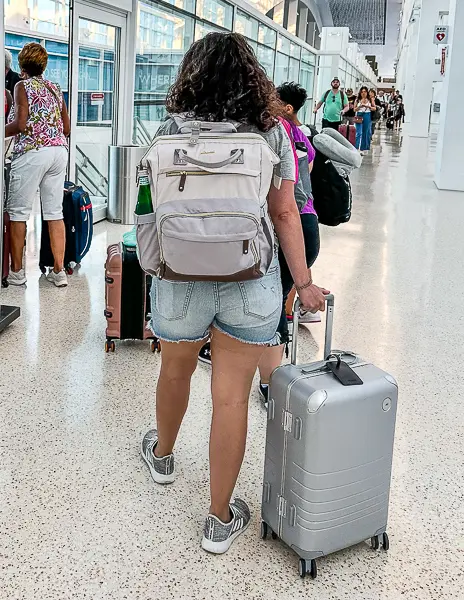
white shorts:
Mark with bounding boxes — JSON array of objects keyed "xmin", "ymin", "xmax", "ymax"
[{"xmin": 7, "ymin": 146, "xmax": 68, "ymax": 221}]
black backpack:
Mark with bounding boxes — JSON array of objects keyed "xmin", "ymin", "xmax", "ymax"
[{"xmin": 309, "ymin": 138, "xmax": 352, "ymax": 227}]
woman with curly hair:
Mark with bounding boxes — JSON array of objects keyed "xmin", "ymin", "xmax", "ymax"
[
  {"xmin": 140, "ymin": 33, "xmax": 327, "ymax": 554},
  {"xmin": 5, "ymin": 42, "xmax": 70, "ymax": 287}
]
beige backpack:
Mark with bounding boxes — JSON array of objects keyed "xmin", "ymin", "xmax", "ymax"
[{"xmin": 135, "ymin": 118, "xmax": 280, "ymax": 281}]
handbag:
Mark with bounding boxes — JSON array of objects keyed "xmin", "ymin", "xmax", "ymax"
[{"xmin": 354, "ymin": 116, "xmax": 363, "ymax": 124}]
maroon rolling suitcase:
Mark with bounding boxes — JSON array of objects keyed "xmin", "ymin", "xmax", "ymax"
[
  {"xmin": 339, "ymin": 124, "xmax": 357, "ymax": 147},
  {"xmin": 104, "ymin": 242, "xmax": 160, "ymax": 353}
]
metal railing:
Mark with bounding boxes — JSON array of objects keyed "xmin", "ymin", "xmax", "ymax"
[
  {"xmin": 133, "ymin": 116, "xmax": 152, "ymax": 146},
  {"xmin": 76, "ymin": 146, "xmax": 109, "ymax": 198}
]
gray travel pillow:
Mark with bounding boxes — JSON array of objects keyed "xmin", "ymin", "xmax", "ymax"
[{"xmin": 313, "ymin": 128, "xmax": 362, "ymax": 174}]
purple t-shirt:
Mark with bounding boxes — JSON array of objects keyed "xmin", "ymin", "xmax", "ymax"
[{"xmin": 289, "ymin": 122, "xmax": 316, "ymax": 216}]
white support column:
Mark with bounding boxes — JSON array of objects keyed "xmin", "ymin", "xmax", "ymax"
[
  {"xmin": 409, "ymin": 0, "xmax": 438, "ymax": 137},
  {"xmin": 435, "ymin": 0, "xmax": 464, "ymax": 191}
]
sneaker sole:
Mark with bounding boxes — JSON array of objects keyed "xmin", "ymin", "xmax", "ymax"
[
  {"xmin": 258, "ymin": 388, "xmax": 268, "ymax": 411},
  {"xmin": 48, "ymin": 279, "xmax": 68, "ymax": 288},
  {"xmin": 198, "ymin": 355, "xmax": 212, "ymax": 366},
  {"xmin": 7, "ymin": 279, "xmax": 27, "ymax": 286},
  {"xmin": 140, "ymin": 440, "xmax": 176, "ymax": 485},
  {"xmin": 201, "ymin": 520, "xmax": 250, "ymax": 555}
]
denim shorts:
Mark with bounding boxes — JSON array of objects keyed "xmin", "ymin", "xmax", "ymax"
[{"xmin": 150, "ymin": 258, "xmax": 282, "ymax": 345}]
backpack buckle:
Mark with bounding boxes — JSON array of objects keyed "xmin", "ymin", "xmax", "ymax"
[{"xmin": 189, "ymin": 121, "xmax": 201, "ymax": 145}]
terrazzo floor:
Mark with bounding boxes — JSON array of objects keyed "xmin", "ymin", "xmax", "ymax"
[{"xmin": 1, "ymin": 126, "xmax": 463, "ymax": 599}]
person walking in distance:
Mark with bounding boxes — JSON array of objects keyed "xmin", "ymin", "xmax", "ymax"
[
  {"xmin": 369, "ymin": 89, "xmax": 382, "ymax": 137},
  {"xmin": 343, "ymin": 88, "xmax": 356, "ymax": 126},
  {"xmin": 313, "ymin": 77, "xmax": 348, "ymax": 131},
  {"xmin": 5, "ymin": 49, "xmax": 21, "ymax": 96},
  {"xmin": 354, "ymin": 86, "xmax": 376, "ymax": 155},
  {"xmin": 140, "ymin": 33, "xmax": 328, "ymax": 555}
]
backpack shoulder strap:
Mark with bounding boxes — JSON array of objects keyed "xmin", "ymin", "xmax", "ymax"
[{"xmin": 323, "ymin": 90, "xmax": 330, "ymax": 103}]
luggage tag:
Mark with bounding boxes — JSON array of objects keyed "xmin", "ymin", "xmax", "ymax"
[{"xmin": 326, "ymin": 354, "xmax": 363, "ymax": 386}]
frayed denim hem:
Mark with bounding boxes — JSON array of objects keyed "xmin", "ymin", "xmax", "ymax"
[
  {"xmin": 148, "ymin": 321, "xmax": 209, "ymax": 344},
  {"xmin": 211, "ymin": 324, "xmax": 280, "ymax": 347}
]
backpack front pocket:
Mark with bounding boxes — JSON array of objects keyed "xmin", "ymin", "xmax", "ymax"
[{"xmin": 156, "ymin": 199, "xmax": 263, "ymax": 281}]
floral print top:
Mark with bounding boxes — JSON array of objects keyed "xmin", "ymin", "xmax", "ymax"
[{"xmin": 9, "ymin": 77, "xmax": 68, "ymax": 158}]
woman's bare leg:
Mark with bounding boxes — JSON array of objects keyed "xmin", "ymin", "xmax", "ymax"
[
  {"xmin": 209, "ymin": 329, "xmax": 265, "ymax": 521},
  {"xmin": 155, "ymin": 338, "xmax": 205, "ymax": 457},
  {"xmin": 258, "ymin": 344, "xmax": 285, "ymax": 386},
  {"xmin": 10, "ymin": 222, "xmax": 27, "ymax": 272},
  {"xmin": 47, "ymin": 219, "xmax": 66, "ymax": 272}
]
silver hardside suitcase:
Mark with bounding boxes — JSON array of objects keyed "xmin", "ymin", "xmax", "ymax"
[{"xmin": 261, "ymin": 294, "xmax": 398, "ymax": 579}]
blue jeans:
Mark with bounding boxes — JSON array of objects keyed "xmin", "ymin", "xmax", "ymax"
[{"xmin": 355, "ymin": 112, "xmax": 372, "ymax": 151}]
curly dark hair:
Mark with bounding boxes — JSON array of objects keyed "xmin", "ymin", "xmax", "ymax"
[
  {"xmin": 276, "ymin": 82, "xmax": 307, "ymax": 114},
  {"xmin": 166, "ymin": 33, "xmax": 281, "ymax": 132}
]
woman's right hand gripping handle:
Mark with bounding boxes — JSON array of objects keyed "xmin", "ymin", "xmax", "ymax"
[{"xmin": 298, "ymin": 283, "xmax": 330, "ymax": 314}]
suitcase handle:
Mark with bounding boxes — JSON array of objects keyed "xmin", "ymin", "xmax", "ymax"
[{"xmin": 291, "ymin": 294, "xmax": 334, "ymax": 365}]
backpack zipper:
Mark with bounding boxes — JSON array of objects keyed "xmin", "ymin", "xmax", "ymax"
[{"xmin": 165, "ymin": 170, "xmax": 223, "ymax": 192}]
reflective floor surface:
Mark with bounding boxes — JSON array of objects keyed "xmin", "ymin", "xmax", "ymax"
[{"xmin": 1, "ymin": 126, "xmax": 463, "ymax": 599}]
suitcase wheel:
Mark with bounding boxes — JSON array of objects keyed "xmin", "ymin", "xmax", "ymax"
[
  {"xmin": 260, "ymin": 521, "xmax": 268, "ymax": 540},
  {"xmin": 299, "ymin": 558, "xmax": 317, "ymax": 580},
  {"xmin": 39, "ymin": 265, "xmax": 46, "ymax": 275},
  {"xmin": 2, "ymin": 277, "xmax": 8, "ymax": 288},
  {"xmin": 371, "ymin": 533, "xmax": 389, "ymax": 551},
  {"xmin": 105, "ymin": 340, "xmax": 116, "ymax": 353},
  {"xmin": 382, "ymin": 532, "xmax": 390, "ymax": 551},
  {"xmin": 150, "ymin": 339, "xmax": 161, "ymax": 353}
]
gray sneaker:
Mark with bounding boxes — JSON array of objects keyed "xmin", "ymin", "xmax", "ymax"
[
  {"xmin": 202, "ymin": 498, "xmax": 251, "ymax": 554},
  {"xmin": 7, "ymin": 268, "xmax": 27, "ymax": 286},
  {"xmin": 46, "ymin": 269, "xmax": 68, "ymax": 287},
  {"xmin": 141, "ymin": 429, "xmax": 175, "ymax": 484}
]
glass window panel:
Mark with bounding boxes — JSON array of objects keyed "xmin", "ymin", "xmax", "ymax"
[
  {"xmin": 247, "ymin": 39, "xmax": 258, "ymax": 54},
  {"xmin": 5, "ymin": 0, "xmax": 70, "ymax": 38},
  {"xmin": 134, "ymin": 1, "xmax": 195, "ymax": 141},
  {"xmin": 196, "ymin": 0, "xmax": 233, "ymax": 30},
  {"xmin": 45, "ymin": 40, "xmax": 68, "ymax": 55},
  {"xmin": 301, "ymin": 49, "xmax": 316, "ymax": 65},
  {"xmin": 256, "ymin": 44, "xmax": 274, "ymax": 77},
  {"xmin": 300, "ymin": 62, "xmax": 314, "ymax": 97},
  {"xmin": 45, "ymin": 54, "xmax": 69, "ymax": 90},
  {"xmin": 274, "ymin": 52, "xmax": 289, "ymax": 86},
  {"xmin": 103, "ymin": 62, "xmax": 114, "ymax": 91},
  {"xmin": 79, "ymin": 47, "xmax": 101, "ymax": 59},
  {"xmin": 288, "ymin": 57, "xmax": 299, "ymax": 82},
  {"xmin": 235, "ymin": 10, "xmax": 259, "ymax": 41},
  {"xmin": 258, "ymin": 23, "xmax": 276, "ymax": 48},
  {"xmin": 5, "ymin": 33, "xmax": 42, "ymax": 48},
  {"xmin": 289, "ymin": 42, "xmax": 301, "ymax": 59},
  {"xmin": 277, "ymin": 35, "xmax": 291, "ymax": 55},
  {"xmin": 79, "ymin": 59, "xmax": 100, "ymax": 91},
  {"xmin": 195, "ymin": 22, "xmax": 222, "ymax": 40},
  {"xmin": 162, "ymin": 0, "xmax": 195, "ymax": 13},
  {"xmin": 78, "ymin": 19, "xmax": 115, "ymax": 47}
]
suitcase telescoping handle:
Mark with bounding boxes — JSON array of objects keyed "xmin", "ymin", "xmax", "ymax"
[{"xmin": 291, "ymin": 294, "xmax": 334, "ymax": 365}]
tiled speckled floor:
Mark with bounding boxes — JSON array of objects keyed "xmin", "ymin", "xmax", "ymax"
[{"xmin": 1, "ymin": 127, "xmax": 463, "ymax": 599}]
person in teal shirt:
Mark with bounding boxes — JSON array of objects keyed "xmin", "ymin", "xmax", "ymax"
[{"xmin": 313, "ymin": 77, "xmax": 348, "ymax": 131}]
